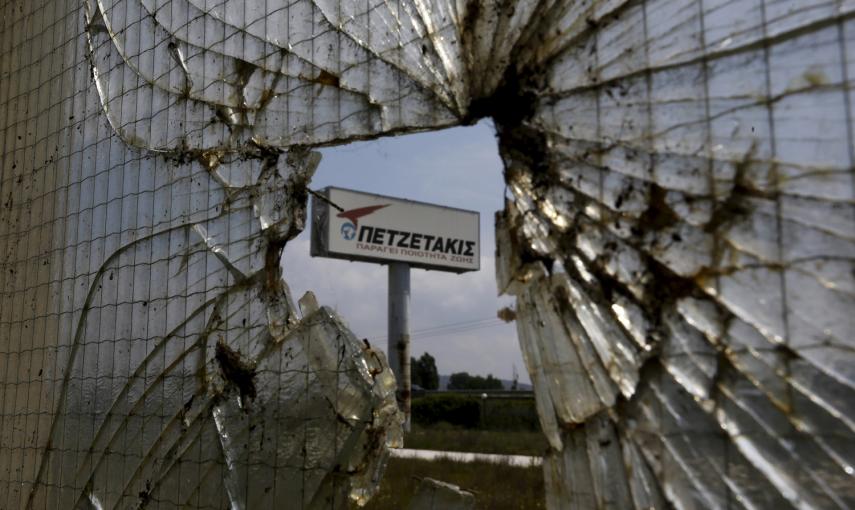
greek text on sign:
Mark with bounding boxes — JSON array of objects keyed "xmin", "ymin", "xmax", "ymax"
[{"xmin": 310, "ymin": 187, "xmax": 480, "ymax": 273}]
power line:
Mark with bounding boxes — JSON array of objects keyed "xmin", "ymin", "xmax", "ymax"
[
  {"xmin": 406, "ymin": 320, "xmax": 507, "ymax": 341},
  {"xmin": 368, "ymin": 316, "xmax": 509, "ymax": 342},
  {"xmin": 367, "ymin": 316, "xmax": 498, "ymax": 339}
]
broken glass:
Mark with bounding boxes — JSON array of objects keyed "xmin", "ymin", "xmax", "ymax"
[{"xmin": 1, "ymin": 0, "xmax": 853, "ymax": 508}]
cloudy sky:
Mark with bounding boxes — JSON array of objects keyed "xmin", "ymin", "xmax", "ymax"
[{"xmin": 281, "ymin": 120, "xmax": 530, "ymax": 384}]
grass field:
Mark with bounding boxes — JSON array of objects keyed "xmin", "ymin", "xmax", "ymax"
[
  {"xmin": 357, "ymin": 398, "xmax": 547, "ymax": 508},
  {"xmin": 356, "ymin": 457, "xmax": 545, "ymax": 510},
  {"xmin": 404, "ymin": 423, "xmax": 548, "ymax": 457}
]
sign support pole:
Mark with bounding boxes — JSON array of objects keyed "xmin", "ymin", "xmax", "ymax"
[{"xmin": 388, "ymin": 262, "xmax": 411, "ymax": 431}]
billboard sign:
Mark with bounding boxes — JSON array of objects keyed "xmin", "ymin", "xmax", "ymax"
[{"xmin": 311, "ymin": 187, "xmax": 480, "ymax": 273}]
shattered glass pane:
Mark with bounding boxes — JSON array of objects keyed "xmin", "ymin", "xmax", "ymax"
[{"xmin": 1, "ymin": 0, "xmax": 853, "ymax": 508}]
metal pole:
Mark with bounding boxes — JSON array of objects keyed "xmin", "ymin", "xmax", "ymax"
[{"xmin": 388, "ymin": 262, "xmax": 411, "ymax": 431}]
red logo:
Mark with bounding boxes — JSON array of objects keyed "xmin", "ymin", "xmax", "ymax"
[{"xmin": 337, "ymin": 204, "xmax": 389, "ymax": 227}]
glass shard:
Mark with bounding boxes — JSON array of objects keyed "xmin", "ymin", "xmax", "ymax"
[{"xmin": 1, "ymin": 0, "xmax": 853, "ymax": 508}]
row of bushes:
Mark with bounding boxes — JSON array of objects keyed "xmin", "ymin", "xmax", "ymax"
[{"xmin": 411, "ymin": 394, "xmax": 540, "ymax": 432}]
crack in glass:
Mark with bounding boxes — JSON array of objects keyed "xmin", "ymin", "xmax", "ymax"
[{"xmin": 1, "ymin": 0, "xmax": 853, "ymax": 508}]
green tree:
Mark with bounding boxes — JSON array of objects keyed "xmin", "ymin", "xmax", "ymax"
[
  {"xmin": 483, "ymin": 374, "xmax": 504, "ymax": 390},
  {"xmin": 411, "ymin": 352, "xmax": 439, "ymax": 390},
  {"xmin": 448, "ymin": 372, "xmax": 504, "ymax": 390}
]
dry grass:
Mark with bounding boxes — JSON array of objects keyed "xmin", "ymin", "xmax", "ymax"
[
  {"xmin": 358, "ymin": 457, "xmax": 545, "ymax": 510},
  {"xmin": 404, "ymin": 423, "xmax": 548, "ymax": 457}
]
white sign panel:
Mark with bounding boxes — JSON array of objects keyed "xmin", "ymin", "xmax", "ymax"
[{"xmin": 311, "ymin": 187, "xmax": 480, "ymax": 273}]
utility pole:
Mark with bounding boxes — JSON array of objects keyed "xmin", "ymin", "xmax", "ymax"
[{"xmin": 388, "ymin": 262, "xmax": 411, "ymax": 431}]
